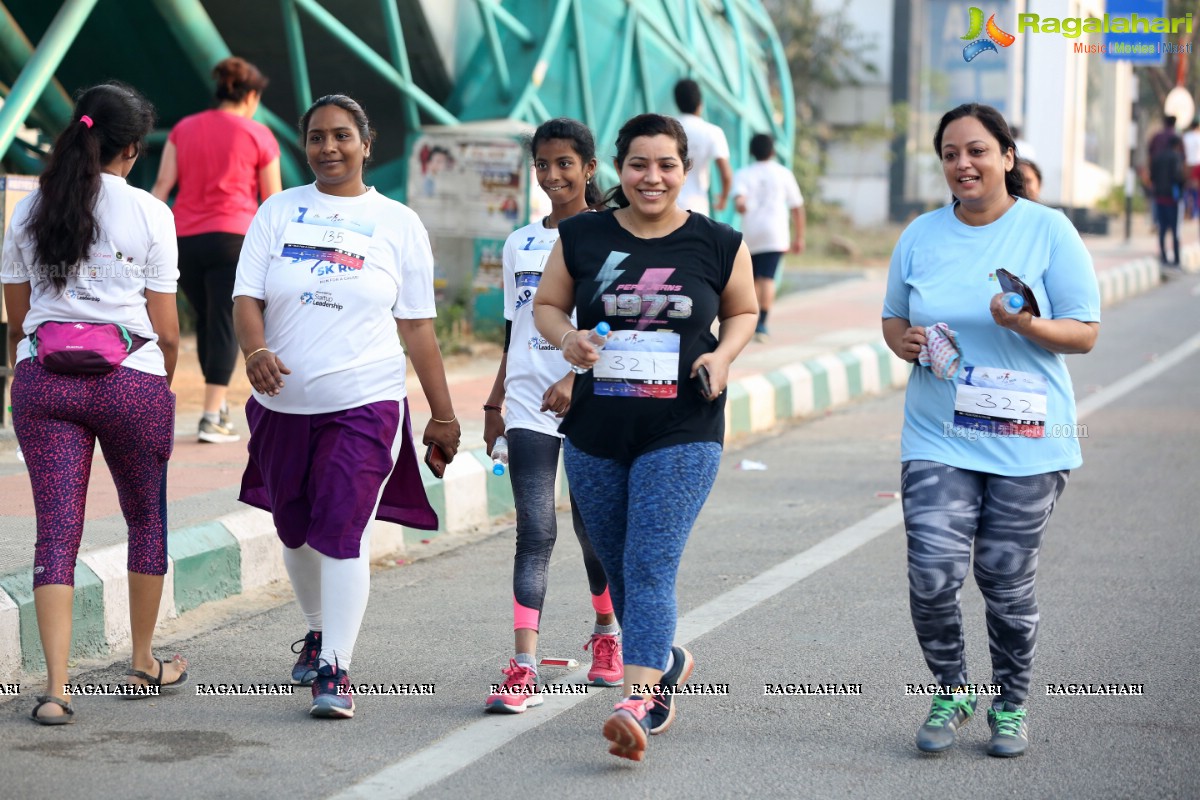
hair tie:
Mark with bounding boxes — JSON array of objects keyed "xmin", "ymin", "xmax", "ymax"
[{"xmin": 79, "ymin": 115, "xmax": 94, "ymax": 129}]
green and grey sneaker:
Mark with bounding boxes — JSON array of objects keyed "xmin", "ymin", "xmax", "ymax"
[
  {"xmin": 916, "ymin": 692, "xmax": 977, "ymax": 753},
  {"xmin": 986, "ymin": 702, "xmax": 1029, "ymax": 757}
]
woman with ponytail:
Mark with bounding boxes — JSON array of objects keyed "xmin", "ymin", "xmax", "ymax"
[
  {"xmin": 152, "ymin": 56, "xmax": 281, "ymax": 444},
  {"xmin": 481, "ymin": 118, "xmax": 621, "ymax": 714},
  {"xmin": 2, "ymin": 82, "xmax": 187, "ymax": 725}
]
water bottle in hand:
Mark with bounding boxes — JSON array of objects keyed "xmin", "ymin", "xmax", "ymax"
[
  {"xmin": 570, "ymin": 321, "xmax": 611, "ymax": 374},
  {"xmin": 1001, "ymin": 292, "xmax": 1025, "ymax": 315},
  {"xmin": 491, "ymin": 435, "xmax": 509, "ymax": 476}
]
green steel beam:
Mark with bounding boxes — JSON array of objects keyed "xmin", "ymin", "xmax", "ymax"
[
  {"xmin": 0, "ymin": 3, "xmax": 74, "ymax": 131},
  {"xmin": 149, "ymin": 0, "xmax": 307, "ymax": 187},
  {"xmin": 0, "ymin": 0, "xmax": 99, "ymax": 161},
  {"xmin": 509, "ymin": 0, "xmax": 573, "ymax": 122},
  {"xmin": 596, "ymin": 6, "xmax": 639, "ymax": 157},
  {"xmin": 478, "ymin": 0, "xmax": 534, "ymax": 44},
  {"xmin": 380, "ymin": 0, "xmax": 419, "ymax": 128},
  {"xmin": 292, "ymin": 0, "xmax": 459, "ymax": 126},
  {"xmin": 477, "ymin": 0, "xmax": 512, "ymax": 97},
  {"xmin": 281, "ymin": 0, "xmax": 313, "ymax": 116},
  {"xmin": 570, "ymin": 0, "xmax": 596, "ymax": 131}
]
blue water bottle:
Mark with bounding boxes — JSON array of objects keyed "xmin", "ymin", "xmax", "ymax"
[
  {"xmin": 569, "ymin": 321, "xmax": 611, "ymax": 375},
  {"xmin": 1001, "ymin": 293, "xmax": 1025, "ymax": 315}
]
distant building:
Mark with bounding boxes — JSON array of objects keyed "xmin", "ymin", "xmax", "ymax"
[{"xmin": 815, "ymin": 0, "xmax": 1133, "ymax": 225}]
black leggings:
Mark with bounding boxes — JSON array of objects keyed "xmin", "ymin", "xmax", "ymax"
[
  {"xmin": 508, "ymin": 428, "xmax": 609, "ymax": 630},
  {"xmin": 178, "ymin": 232, "xmax": 244, "ymax": 386}
]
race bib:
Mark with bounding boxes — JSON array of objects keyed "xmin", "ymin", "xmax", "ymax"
[
  {"xmin": 953, "ymin": 365, "xmax": 1047, "ymax": 438},
  {"xmin": 281, "ymin": 208, "xmax": 375, "ymax": 278},
  {"xmin": 593, "ymin": 330, "xmax": 679, "ymax": 399}
]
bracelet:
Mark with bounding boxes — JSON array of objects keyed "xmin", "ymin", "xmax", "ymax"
[
  {"xmin": 560, "ymin": 329, "xmax": 577, "ymax": 349},
  {"xmin": 430, "ymin": 414, "xmax": 457, "ymax": 424},
  {"xmin": 482, "ymin": 404, "xmax": 503, "ymax": 413},
  {"xmin": 245, "ymin": 347, "xmax": 271, "ymax": 362}
]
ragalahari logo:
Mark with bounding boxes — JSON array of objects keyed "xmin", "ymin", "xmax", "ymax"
[{"xmin": 962, "ymin": 7, "xmax": 1016, "ymax": 61}]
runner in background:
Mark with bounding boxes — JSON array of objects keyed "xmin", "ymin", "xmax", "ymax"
[
  {"xmin": 673, "ymin": 79, "xmax": 732, "ymax": 216},
  {"xmin": 732, "ymin": 133, "xmax": 804, "ymax": 343},
  {"xmin": 534, "ymin": 113, "xmax": 758, "ymax": 761},
  {"xmin": 152, "ymin": 56, "xmax": 281, "ymax": 443},
  {"xmin": 883, "ymin": 103, "xmax": 1100, "ymax": 758},
  {"xmin": 233, "ymin": 94, "xmax": 457, "ymax": 720},
  {"xmin": 482, "ymin": 118, "xmax": 622, "ymax": 714}
]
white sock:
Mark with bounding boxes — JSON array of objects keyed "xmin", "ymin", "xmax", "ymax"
[
  {"xmin": 282, "ymin": 544, "xmax": 323, "ymax": 631},
  {"xmin": 202, "ymin": 411, "xmax": 220, "ymax": 425},
  {"xmin": 315, "ymin": 421, "xmax": 402, "ymax": 673}
]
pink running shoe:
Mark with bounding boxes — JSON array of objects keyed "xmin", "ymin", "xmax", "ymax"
[
  {"xmin": 603, "ymin": 695, "xmax": 656, "ymax": 761},
  {"xmin": 485, "ymin": 659, "xmax": 543, "ymax": 714},
  {"xmin": 584, "ymin": 633, "xmax": 624, "ymax": 687}
]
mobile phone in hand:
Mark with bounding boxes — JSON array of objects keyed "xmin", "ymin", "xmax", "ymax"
[
  {"xmin": 424, "ymin": 443, "xmax": 447, "ymax": 479},
  {"xmin": 696, "ymin": 365, "xmax": 713, "ymax": 401},
  {"xmin": 995, "ymin": 268, "xmax": 1041, "ymax": 317}
]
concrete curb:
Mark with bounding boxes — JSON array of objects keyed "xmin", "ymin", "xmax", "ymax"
[{"xmin": 0, "ymin": 252, "xmax": 1171, "ymax": 679}]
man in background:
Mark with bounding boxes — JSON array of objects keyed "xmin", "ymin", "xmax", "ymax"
[{"xmin": 673, "ymin": 79, "xmax": 733, "ymax": 216}]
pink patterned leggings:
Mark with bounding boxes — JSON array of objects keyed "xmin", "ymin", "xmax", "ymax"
[{"xmin": 11, "ymin": 359, "xmax": 175, "ymax": 587}]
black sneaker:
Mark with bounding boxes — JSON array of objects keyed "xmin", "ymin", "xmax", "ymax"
[
  {"xmin": 986, "ymin": 702, "xmax": 1029, "ymax": 757},
  {"xmin": 310, "ymin": 661, "xmax": 354, "ymax": 719},
  {"xmin": 648, "ymin": 645, "xmax": 693, "ymax": 735},
  {"xmin": 290, "ymin": 630, "xmax": 321, "ymax": 686},
  {"xmin": 915, "ymin": 692, "xmax": 977, "ymax": 753}
]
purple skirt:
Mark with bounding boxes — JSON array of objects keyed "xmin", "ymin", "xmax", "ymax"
[{"xmin": 239, "ymin": 397, "xmax": 438, "ymax": 558}]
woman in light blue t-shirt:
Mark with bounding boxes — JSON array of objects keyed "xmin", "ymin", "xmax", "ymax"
[{"xmin": 882, "ymin": 103, "xmax": 1100, "ymax": 759}]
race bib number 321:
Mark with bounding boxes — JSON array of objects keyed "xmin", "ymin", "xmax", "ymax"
[{"xmin": 593, "ymin": 330, "xmax": 679, "ymax": 399}]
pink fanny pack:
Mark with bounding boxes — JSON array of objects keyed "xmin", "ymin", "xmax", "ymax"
[{"xmin": 30, "ymin": 321, "xmax": 149, "ymax": 375}]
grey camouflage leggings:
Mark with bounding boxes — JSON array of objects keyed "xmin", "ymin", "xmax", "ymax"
[{"xmin": 901, "ymin": 460, "xmax": 1068, "ymax": 705}]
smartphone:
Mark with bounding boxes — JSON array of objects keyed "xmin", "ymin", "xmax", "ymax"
[
  {"xmin": 424, "ymin": 443, "xmax": 447, "ymax": 479},
  {"xmin": 995, "ymin": 268, "xmax": 1041, "ymax": 317},
  {"xmin": 696, "ymin": 365, "xmax": 713, "ymax": 401}
]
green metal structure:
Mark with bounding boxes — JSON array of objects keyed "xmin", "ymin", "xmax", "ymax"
[{"xmin": 0, "ymin": 0, "xmax": 792, "ymax": 212}]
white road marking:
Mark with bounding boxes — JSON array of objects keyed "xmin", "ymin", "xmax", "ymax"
[{"xmin": 1075, "ymin": 330, "xmax": 1200, "ymax": 421}]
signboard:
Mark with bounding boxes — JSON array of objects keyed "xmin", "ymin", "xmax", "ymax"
[{"xmin": 1103, "ymin": 0, "xmax": 1167, "ymax": 64}]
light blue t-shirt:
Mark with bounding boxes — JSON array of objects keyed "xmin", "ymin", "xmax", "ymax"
[{"xmin": 883, "ymin": 199, "xmax": 1101, "ymax": 476}]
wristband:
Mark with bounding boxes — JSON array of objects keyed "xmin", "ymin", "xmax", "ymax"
[
  {"xmin": 482, "ymin": 404, "xmax": 503, "ymax": 413},
  {"xmin": 560, "ymin": 329, "xmax": 577, "ymax": 349},
  {"xmin": 245, "ymin": 347, "xmax": 271, "ymax": 362},
  {"xmin": 431, "ymin": 415, "xmax": 457, "ymax": 424}
]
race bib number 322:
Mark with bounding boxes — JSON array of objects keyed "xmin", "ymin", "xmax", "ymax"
[{"xmin": 953, "ymin": 365, "xmax": 1048, "ymax": 438}]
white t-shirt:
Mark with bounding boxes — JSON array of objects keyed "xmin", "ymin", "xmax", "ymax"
[
  {"xmin": 1, "ymin": 173, "xmax": 179, "ymax": 375},
  {"xmin": 233, "ymin": 184, "xmax": 436, "ymax": 414},
  {"xmin": 502, "ymin": 219, "xmax": 575, "ymax": 437},
  {"xmin": 676, "ymin": 113, "xmax": 730, "ymax": 215},
  {"xmin": 732, "ymin": 160, "xmax": 804, "ymax": 255},
  {"xmin": 1183, "ymin": 130, "xmax": 1200, "ymax": 167}
]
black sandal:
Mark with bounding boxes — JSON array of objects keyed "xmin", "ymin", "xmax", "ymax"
[
  {"xmin": 126, "ymin": 655, "xmax": 189, "ymax": 693},
  {"xmin": 31, "ymin": 695, "xmax": 75, "ymax": 726}
]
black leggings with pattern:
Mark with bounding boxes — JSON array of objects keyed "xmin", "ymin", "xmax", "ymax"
[{"xmin": 901, "ymin": 460, "xmax": 1068, "ymax": 705}]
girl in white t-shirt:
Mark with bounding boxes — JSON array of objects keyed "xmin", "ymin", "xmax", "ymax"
[
  {"xmin": 2, "ymin": 83, "xmax": 186, "ymax": 724},
  {"xmin": 233, "ymin": 95, "xmax": 459, "ymax": 720},
  {"xmin": 481, "ymin": 119, "xmax": 620, "ymax": 713}
]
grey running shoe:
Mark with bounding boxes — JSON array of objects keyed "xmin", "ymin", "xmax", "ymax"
[
  {"xmin": 198, "ymin": 416, "xmax": 240, "ymax": 444},
  {"xmin": 986, "ymin": 702, "xmax": 1029, "ymax": 757},
  {"xmin": 916, "ymin": 692, "xmax": 977, "ymax": 753}
]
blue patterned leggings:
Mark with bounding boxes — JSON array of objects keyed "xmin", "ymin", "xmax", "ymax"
[
  {"xmin": 563, "ymin": 439, "xmax": 722, "ymax": 670},
  {"xmin": 901, "ymin": 460, "xmax": 1068, "ymax": 705}
]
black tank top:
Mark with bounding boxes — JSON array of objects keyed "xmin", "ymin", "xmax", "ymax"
[{"xmin": 557, "ymin": 209, "xmax": 741, "ymax": 461}]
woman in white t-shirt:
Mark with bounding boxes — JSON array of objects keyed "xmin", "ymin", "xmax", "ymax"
[
  {"xmin": 2, "ymin": 83, "xmax": 186, "ymax": 724},
  {"xmin": 232, "ymin": 95, "xmax": 459, "ymax": 720},
  {"xmin": 481, "ymin": 119, "xmax": 619, "ymax": 714}
]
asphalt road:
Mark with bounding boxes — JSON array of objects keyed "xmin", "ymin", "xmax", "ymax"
[{"xmin": 1, "ymin": 270, "xmax": 1197, "ymax": 799}]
